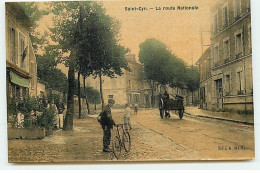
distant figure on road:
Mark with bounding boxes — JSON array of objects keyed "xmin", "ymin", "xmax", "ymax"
[
  {"xmin": 163, "ymin": 91, "xmax": 170, "ymax": 118},
  {"xmin": 99, "ymin": 99, "xmax": 116, "ymax": 152},
  {"xmin": 134, "ymin": 103, "xmax": 138, "ymax": 115},
  {"xmin": 124, "ymin": 104, "xmax": 132, "ymax": 130}
]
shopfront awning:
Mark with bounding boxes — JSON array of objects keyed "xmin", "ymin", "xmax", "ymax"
[{"xmin": 10, "ymin": 71, "xmax": 30, "ymax": 88}]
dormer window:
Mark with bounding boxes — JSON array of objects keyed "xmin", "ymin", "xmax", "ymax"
[
  {"xmin": 234, "ymin": 0, "xmax": 241, "ymax": 20},
  {"xmin": 222, "ymin": 5, "xmax": 229, "ymax": 28},
  {"xmin": 213, "ymin": 13, "xmax": 218, "ymax": 34}
]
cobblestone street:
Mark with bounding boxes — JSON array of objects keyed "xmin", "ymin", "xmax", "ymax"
[{"xmin": 8, "ymin": 109, "xmax": 254, "ymax": 163}]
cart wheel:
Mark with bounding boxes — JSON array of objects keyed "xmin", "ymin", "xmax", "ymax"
[
  {"xmin": 178, "ymin": 110, "xmax": 184, "ymax": 119},
  {"xmin": 159, "ymin": 109, "xmax": 164, "ymax": 119}
]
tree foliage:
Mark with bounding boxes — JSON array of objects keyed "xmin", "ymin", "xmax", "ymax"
[
  {"xmin": 69, "ymin": 2, "xmax": 130, "ymax": 79},
  {"xmin": 74, "ymin": 87, "xmax": 100, "ymax": 104},
  {"xmin": 36, "ymin": 45, "xmax": 68, "ymax": 93},
  {"xmin": 20, "ymin": 2, "xmax": 50, "ymax": 51},
  {"xmin": 139, "ymin": 38, "xmax": 186, "ymax": 88},
  {"xmin": 139, "ymin": 38, "xmax": 199, "ymax": 92},
  {"xmin": 184, "ymin": 66, "xmax": 200, "ymax": 92}
]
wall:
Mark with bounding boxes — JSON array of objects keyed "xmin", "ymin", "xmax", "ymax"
[{"xmin": 209, "ymin": 0, "xmax": 253, "ymax": 112}]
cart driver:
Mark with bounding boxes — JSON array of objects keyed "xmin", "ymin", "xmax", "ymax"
[{"xmin": 163, "ymin": 91, "xmax": 170, "ymax": 100}]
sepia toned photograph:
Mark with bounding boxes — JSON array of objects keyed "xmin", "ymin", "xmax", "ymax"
[{"xmin": 5, "ymin": 0, "xmax": 254, "ymax": 163}]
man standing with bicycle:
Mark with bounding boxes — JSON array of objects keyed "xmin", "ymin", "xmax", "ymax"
[{"xmin": 100, "ymin": 99, "xmax": 116, "ymax": 152}]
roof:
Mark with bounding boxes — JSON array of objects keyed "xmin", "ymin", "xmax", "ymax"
[
  {"xmin": 210, "ymin": 0, "xmax": 228, "ymax": 14},
  {"xmin": 196, "ymin": 47, "xmax": 211, "ymax": 65},
  {"xmin": 125, "ymin": 54, "xmax": 136, "ymax": 62},
  {"xmin": 6, "ymin": 2, "xmax": 33, "ymax": 29}
]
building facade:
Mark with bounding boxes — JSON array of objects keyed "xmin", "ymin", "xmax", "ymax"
[
  {"xmin": 198, "ymin": 0, "xmax": 253, "ymax": 112},
  {"xmin": 6, "ymin": 3, "xmax": 37, "ymax": 105},
  {"xmin": 86, "ymin": 54, "xmax": 151, "ymax": 108},
  {"xmin": 198, "ymin": 48, "xmax": 213, "ymax": 110}
]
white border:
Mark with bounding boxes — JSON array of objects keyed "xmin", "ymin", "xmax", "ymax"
[{"xmin": 0, "ymin": 0, "xmax": 260, "ymax": 170}]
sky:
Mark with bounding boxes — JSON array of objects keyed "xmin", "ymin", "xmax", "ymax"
[
  {"xmin": 34, "ymin": 0, "xmax": 218, "ymax": 67},
  {"xmin": 101, "ymin": 0, "xmax": 217, "ymax": 65}
]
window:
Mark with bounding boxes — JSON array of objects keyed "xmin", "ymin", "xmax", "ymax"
[
  {"xmin": 222, "ymin": 5, "xmax": 229, "ymax": 28},
  {"xmin": 16, "ymin": 85, "xmax": 21, "ymax": 101},
  {"xmin": 248, "ymin": 65, "xmax": 253, "ymax": 94},
  {"xmin": 237, "ymin": 70, "xmax": 245, "ymax": 95},
  {"xmin": 9, "ymin": 27, "xmax": 16, "ymax": 64},
  {"xmin": 234, "ymin": 0, "xmax": 241, "ymax": 20},
  {"xmin": 213, "ymin": 13, "xmax": 218, "ymax": 34},
  {"xmin": 225, "ymin": 75, "xmax": 231, "ymax": 95},
  {"xmin": 108, "ymin": 95, "xmax": 113, "ymax": 99},
  {"xmin": 19, "ymin": 33, "xmax": 25, "ymax": 69},
  {"xmin": 22, "ymin": 87, "xmax": 27, "ymax": 98},
  {"xmin": 248, "ymin": 24, "xmax": 252, "ymax": 52},
  {"xmin": 30, "ymin": 62, "xmax": 34, "ymax": 87},
  {"xmin": 247, "ymin": 0, "xmax": 251, "ymax": 12},
  {"xmin": 128, "ymin": 80, "xmax": 131, "ymax": 87},
  {"xmin": 214, "ymin": 45, "xmax": 219, "ymax": 66},
  {"xmin": 235, "ymin": 30, "xmax": 243, "ymax": 58},
  {"xmin": 215, "ymin": 79, "xmax": 223, "ymax": 99},
  {"xmin": 11, "ymin": 83, "xmax": 16, "ymax": 99},
  {"xmin": 223, "ymin": 39, "xmax": 230, "ymax": 62}
]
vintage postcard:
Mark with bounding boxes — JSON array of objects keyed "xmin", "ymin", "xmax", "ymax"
[{"xmin": 6, "ymin": 0, "xmax": 254, "ymax": 163}]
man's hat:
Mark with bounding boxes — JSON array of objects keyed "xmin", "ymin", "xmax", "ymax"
[{"xmin": 108, "ymin": 99, "xmax": 115, "ymax": 104}]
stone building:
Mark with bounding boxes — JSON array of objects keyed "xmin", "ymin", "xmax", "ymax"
[
  {"xmin": 197, "ymin": 48, "xmax": 212, "ymax": 109},
  {"xmin": 86, "ymin": 54, "xmax": 151, "ymax": 108},
  {"xmin": 6, "ymin": 3, "xmax": 37, "ymax": 104},
  {"xmin": 198, "ymin": 0, "xmax": 253, "ymax": 112}
]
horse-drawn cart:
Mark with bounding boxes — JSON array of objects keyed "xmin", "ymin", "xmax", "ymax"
[{"xmin": 159, "ymin": 95, "xmax": 184, "ymax": 119}]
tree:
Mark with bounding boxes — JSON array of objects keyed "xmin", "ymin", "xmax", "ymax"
[
  {"xmin": 50, "ymin": 1, "xmax": 89, "ymax": 130},
  {"xmin": 139, "ymin": 38, "xmax": 187, "ymax": 107},
  {"xmin": 78, "ymin": 3, "xmax": 129, "ymax": 109},
  {"xmin": 74, "ymin": 87, "xmax": 101, "ymax": 111},
  {"xmin": 85, "ymin": 87, "xmax": 101, "ymax": 110},
  {"xmin": 185, "ymin": 66, "xmax": 200, "ymax": 105},
  {"xmin": 20, "ymin": 2, "xmax": 49, "ymax": 51},
  {"xmin": 36, "ymin": 45, "xmax": 68, "ymax": 94}
]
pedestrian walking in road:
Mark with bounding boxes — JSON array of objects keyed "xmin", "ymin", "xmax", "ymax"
[
  {"xmin": 124, "ymin": 103, "xmax": 132, "ymax": 130},
  {"xmin": 99, "ymin": 99, "xmax": 116, "ymax": 152},
  {"xmin": 134, "ymin": 103, "xmax": 138, "ymax": 115}
]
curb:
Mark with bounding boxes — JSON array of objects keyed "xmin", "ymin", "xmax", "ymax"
[{"xmin": 184, "ymin": 112, "xmax": 254, "ymax": 125}]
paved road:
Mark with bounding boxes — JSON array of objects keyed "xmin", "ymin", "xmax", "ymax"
[
  {"xmin": 134, "ymin": 109, "xmax": 254, "ymax": 160},
  {"xmin": 8, "ymin": 109, "xmax": 254, "ymax": 162}
]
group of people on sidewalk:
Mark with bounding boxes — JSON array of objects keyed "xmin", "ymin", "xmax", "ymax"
[
  {"xmin": 48, "ymin": 100, "xmax": 65, "ymax": 130},
  {"xmin": 98, "ymin": 99, "xmax": 137, "ymax": 152}
]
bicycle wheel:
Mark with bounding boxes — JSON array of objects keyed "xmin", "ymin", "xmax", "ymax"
[
  {"xmin": 112, "ymin": 136, "xmax": 121, "ymax": 159},
  {"xmin": 123, "ymin": 131, "xmax": 131, "ymax": 152}
]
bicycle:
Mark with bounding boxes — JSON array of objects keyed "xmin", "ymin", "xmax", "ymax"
[{"xmin": 112, "ymin": 124, "xmax": 131, "ymax": 159}]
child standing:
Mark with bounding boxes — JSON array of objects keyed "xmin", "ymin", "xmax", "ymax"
[{"xmin": 124, "ymin": 104, "xmax": 132, "ymax": 130}]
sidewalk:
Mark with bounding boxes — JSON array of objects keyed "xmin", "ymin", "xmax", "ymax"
[{"xmin": 185, "ymin": 107, "xmax": 254, "ymax": 125}]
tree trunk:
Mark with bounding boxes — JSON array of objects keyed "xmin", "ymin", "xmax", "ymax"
[
  {"xmin": 83, "ymin": 76, "xmax": 90, "ymax": 114},
  {"xmin": 63, "ymin": 51, "xmax": 75, "ymax": 131},
  {"xmin": 192, "ymin": 91, "xmax": 194, "ymax": 106},
  {"xmin": 99, "ymin": 73, "xmax": 104, "ymax": 110},
  {"xmin": 151, "ymin": 81, "xmax": 155, "ymax": 108},
  {"xmin": 78, "ymin": 71, "xmax": 82, "ymax": 119},
  {"xmin": 151, "ymin": 88, "xmax": 154, "ymax": 108}
]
